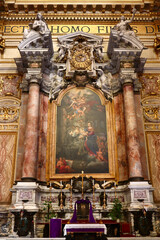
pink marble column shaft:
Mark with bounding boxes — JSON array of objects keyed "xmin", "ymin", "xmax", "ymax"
[
  {"xmin": 123, "ymin": 85, "xmax": 143, "ymax": 180},
  {"xmin": 22, "ymin": 84, "xmax": 40, "ymax": 180},
  {"xmin": 37, "ymin": 93, "xmax": 49, "ymax": 182},
  {"xmin": 114, "ymin": 94, "xmax": 128, "ymax": 182}
]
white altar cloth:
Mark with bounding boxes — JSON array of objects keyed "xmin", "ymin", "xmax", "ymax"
[{"xmin": 64, "ymin": 223, "xmax": 107, "ymax": 236}]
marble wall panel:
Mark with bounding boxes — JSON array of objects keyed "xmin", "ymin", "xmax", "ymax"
[
  {"xmin": 114, "ymin": 93, "xmax": 128, "ymax": 182},
  {"xmin": 134, "ymin": 94, "xmax": 148, "ymax": 180},
  {"xmin": 146, "ymin": 133, "xmax": 160, "ymax": 202},
  {"xmin": 0, "ymin": 133, "xmax": 17, "ymax": 203}
]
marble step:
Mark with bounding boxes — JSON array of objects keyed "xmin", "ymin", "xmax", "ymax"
[{"xmin": 1, "ymin": 237, "xmax": 160, "ymax": 240}]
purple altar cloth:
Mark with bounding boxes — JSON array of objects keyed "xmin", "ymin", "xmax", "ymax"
[
  {"xmin": 70, "ymin": 199, "xmax": 96, "ymax": 223},
  {"xmin": 50, "ymin": 218, "xmax": 62, "ymax": 238}
]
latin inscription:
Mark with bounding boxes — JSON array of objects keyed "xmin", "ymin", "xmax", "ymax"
[{"xmin": 0, "ymin": 24, "xmax": 159, "ymax": 34}]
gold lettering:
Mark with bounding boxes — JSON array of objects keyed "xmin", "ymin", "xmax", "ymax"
[
  {"xmin": 11, "ymin": 26, "xmax": 19, "ymax": 33},
  {"xmin": 4, "ymin": 26, "xmax": 11, "ymax": 33},
  {"xmin": 50, "ymin": 26, "xmax": 59, "ymax": 34},
  {"xmin": 81, "ymin": 26, "xmax": 90, "ymax": 33},
  {"xmin": 145, "ymin": 26, "xmax": 154, "ymax": 34},
  {"xmin": 70, "ymin": 26, "xmax": 80, "ymax": 33}
]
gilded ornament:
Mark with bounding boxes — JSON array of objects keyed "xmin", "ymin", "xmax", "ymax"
[
  {"xmin": 140, "ymin": 75, "xmax": 160, "ymax": 98},
  {"xmin": 154, "ymin": 37, "xmax": 160, "ymax": 52},
  {"xmin": 143, "ymin": 106, "xmax": 160, "ymax": 123},
  {"xmin": 70, "ymin": 45, "xmax": 92, "ymax": 71},
  {"xmin": 0, "ymin": 37, "xmax": 5, "ymax": 52},
  {"xmin": 0, "ymin": 77, "xmax": 4, "ymax": 92},
  {"xmin": 0, "ymin": 98, "xmax": 20, "ymax": 123}
]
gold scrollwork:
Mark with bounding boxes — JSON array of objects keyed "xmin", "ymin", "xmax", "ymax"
[
  {"xmin": 143, "ymin": 106, "xmax": 160, "ymax": 123},
  {"xmin": 140, "ymin": 75, "xmax": 160, "ymax": 98},
  {"xmin": 0, "ymin": 37, "xmax": 5, "ymax": 52},
  {"xmin": 154, "ymin": 37, "xmax": 160, "ymax": 52},
  {"xmin": 0, "ymin": 77, "xmax": 4, "ymax": 92},
  {"xmin": 0, "ymin": 97, "xmax": 20, "ymax": 123},
  {"xmin": 142, "ymin": 97, "xmax": 160, "ymax": 123},
  {"xmin": 0, "ymin": 107, "xmax": 19, "ymax": 122}
]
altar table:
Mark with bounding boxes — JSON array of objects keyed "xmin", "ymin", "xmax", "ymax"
[{"xmin": 64, "ymin": 224, "xmax": 107, "ymax": 236}]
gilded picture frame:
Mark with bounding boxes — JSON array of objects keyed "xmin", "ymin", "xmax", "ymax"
[{"xmin": 46, "ymin": 85, "xmax": 117, "ymax": 181}]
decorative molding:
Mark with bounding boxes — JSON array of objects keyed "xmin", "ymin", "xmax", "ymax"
[
  {"xmin": 0, "ymin": 125, "xmax": 18, "ymax": 131},
  {"xmin": 144, "ymin": 123, "xmax": 160, "ymax": 131},
  {"xmin": 0, "ymin": 1, "xmax": 159, "ymax": 16}
]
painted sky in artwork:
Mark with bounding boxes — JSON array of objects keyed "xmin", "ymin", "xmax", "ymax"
[{"xmin": 56, "ymin": 88, "xmax": 108, "ymax": 174}]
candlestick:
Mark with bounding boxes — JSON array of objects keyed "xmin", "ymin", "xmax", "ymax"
[
  {"xmin": 60, "ymin": 186, "xmax": 63, "ymax": 210},
  {"xmin": 92, "ymin": 184, "xmax": 95, "ymax": 209},
  {"xmin": 81, "ymin": 170, "xmax": 84, "ymax": 199},
  {"xmin": 70, "ymin": 185, "xmax": 73, "ymax": 209},
  {"xmin": 103, "ymin": 187, "xmax": 106, "ymax": 210}
]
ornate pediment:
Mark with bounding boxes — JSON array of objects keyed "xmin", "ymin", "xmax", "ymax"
[
  {"xmin": 55, "ymin": 31, "xmax": 104, "ymax": 78},
  {"xmin": 58, "ymin": 31, "xmax": 103, "ymax": 44}
]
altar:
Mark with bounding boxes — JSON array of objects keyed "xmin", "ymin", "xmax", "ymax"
[{"xmin": 64, "ymin": 223, "xmax": 107, "ymax": 236}]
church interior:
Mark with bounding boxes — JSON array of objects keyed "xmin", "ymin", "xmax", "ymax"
[{"xmin": 0, "ymin": 0, "xmax": 160, "ymax": 238}]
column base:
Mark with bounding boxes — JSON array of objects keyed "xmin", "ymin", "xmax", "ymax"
[
  {"xmin": 10, "ymin": 181, "xmax": 39, "ymax": 212},
  {"xmin": 127, "ymin": 181, "xmax": 156, "ymax": 211},
  {"xmin": 21, "ymin": 177, "xmax": 37, "ymax": 182},
  {"xmin": 129, "ymin": 177, "xmax": 144, "ymax": 181}
]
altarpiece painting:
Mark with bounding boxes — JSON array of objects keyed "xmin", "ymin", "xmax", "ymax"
[{"xmin": 47, "ymin": 85, "xmax": 116, "ymax": 180}]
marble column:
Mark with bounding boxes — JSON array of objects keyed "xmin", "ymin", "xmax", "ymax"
[
  {"xmin": 37, "ymin": 93, "xmax": 49, "ymax": 183},
  {"xmin": 114, "ymin": 93, "xmax": 128, "ymax": 182},
  {"xmin": 22, "ymin": 77, "xmax": 40, "ymax": 181},
  {"xmin": 121, "ymin": 68, "xmax": 143, "ymax": 181}
]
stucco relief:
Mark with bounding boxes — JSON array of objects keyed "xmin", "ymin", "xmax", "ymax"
[
  {"xmin": 140, "ymin": 75, "xmax": 160, "ymax": 98},
  {"xmin": 0, "ymin": 134, "xmax": 17, "ymax": 203},
  {"xmin": 147, "ymin": 133, "xmax": 160, "ymax": 202},
  {"xmin": 0, "ymin": 75, "xmax": 21, "ymax": 98}
]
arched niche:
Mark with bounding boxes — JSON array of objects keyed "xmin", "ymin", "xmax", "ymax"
[{"xmin": 46, "ymin": 85, "xmax": 117, "ymax": 181}]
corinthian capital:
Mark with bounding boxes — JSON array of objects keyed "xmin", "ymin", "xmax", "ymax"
[
  {"xmin": 120, "ymin": 68, "xmax": 141, "ymax": 92},
  {"xmin": 120, "ymin": 68, "xmax": 136, "ymax": 85}
]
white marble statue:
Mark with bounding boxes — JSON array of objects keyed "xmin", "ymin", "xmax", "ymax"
[
  {"xmin": 49, "ymin": 68, "xmax": 66, "ymax": 100},
  {"xmin": 23, "ymin": 13, "xmax": 49, "ymax": 39},
  {"xmin": 57, "ymin": 42, "xmax": 69, "ymax": 62},
  {"xmin": 94, "ymin": 68, "xmax": 113, "ymax": 99},
  {"xmin": 114, "ymin": 8, "xmax": 136, "ymax": 37},
  {"xmin": 93, "ymin": 43, "xmax": 104, "ymax": 61}
]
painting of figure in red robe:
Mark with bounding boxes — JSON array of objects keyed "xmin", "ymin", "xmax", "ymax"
[{"xmin": 56, "ymin": 88, "xmax": 109, "ymax": 174}]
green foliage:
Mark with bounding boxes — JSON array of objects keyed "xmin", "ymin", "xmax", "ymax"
[
  {"xmin": 109, "ymin": 198, "xmax": 122, "ymax": 221},
  {"xmin": 42, "ymin": 200, "xmax": 57, "ymax": 222}
]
